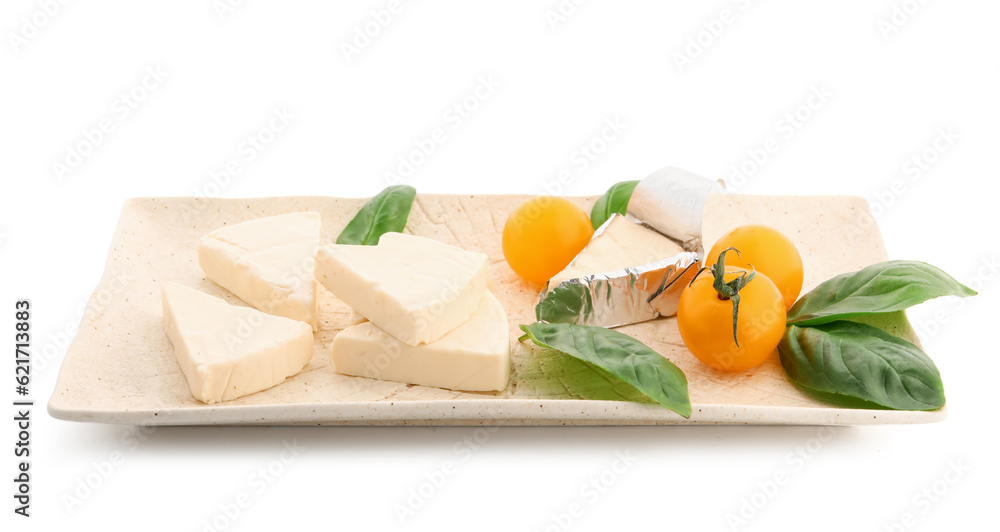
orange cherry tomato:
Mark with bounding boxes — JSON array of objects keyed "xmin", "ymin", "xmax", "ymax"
[
  {"xmin": 707, "ymin": 224, "xmax": 803, "ymax": 309},
  {"xmin": 677, "ymin": 263, "xmax": 787, "ymax": 372},
  {"xmin": 502, "ymin": 197, "xmax": 594, "ymax": 284}
]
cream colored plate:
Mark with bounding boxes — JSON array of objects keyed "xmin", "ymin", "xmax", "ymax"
[{"xmin": 48, "ymin": 194, "xmax": 946, "ymax": 426}]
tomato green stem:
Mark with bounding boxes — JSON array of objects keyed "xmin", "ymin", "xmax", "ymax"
[{"xmin": 689, "ymin": 247, "xmax": 756, "ymax": 347}]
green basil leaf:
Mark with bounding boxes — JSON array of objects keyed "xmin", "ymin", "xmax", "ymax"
[
  {"xmin": 787, "ymin": 260, "xmax": 976, "ymax": 326},
  {"xmin": 336, "ymin": 185, "xmax": 417, "ymax": 245},
  {"xmin": 515, "ymin": 346, "xmax": 656, "ymax": 404},
  {"xmin": 519, "ymin": 322, "xmax": 691, "ymax": 418},
  {"xmin": 535, "ymin": 282, "xmax": 591, "ymax": 325},
  {"xmin": 590, "ymin": 180, "xmax": 639, "ymax": 230},
  {"xmin": 779, "ymin": 322, "xmax": 945, "ymax": 411}
]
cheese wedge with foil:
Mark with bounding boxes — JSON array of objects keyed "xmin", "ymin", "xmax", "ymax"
[
  {"xmin": 330, "ymin": 291, "xmax": 510, "ymax": 391},
  {"xmin": 626, "ymin": 166, "xmax": 726, "ymax": 246},
  {"xmin": 162, "ymin": 282, "xmax": 314, "ymax": 404},
  {"xmin": 199, "ymin": 212, "xmax": 321, "ymax": 330},
  {"xmin": 314, "ymin": 243, "xmax": 489, "ymax": 346},
  {"xmin": 547, "ymin": 213, "xmax": 685, "ymax": 289}
]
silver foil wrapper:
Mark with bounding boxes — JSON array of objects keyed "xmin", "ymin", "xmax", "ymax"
[
  {"xmin": 534, "ymin": 166, "xmax": 723, "ymax": 328},
  {"xmin": 536, "ymin": 251, "xmax": 701, "ymax": 328},
  {"xmin": 626, "ymin": 166, "xmax": 726, "ymax": 250}
]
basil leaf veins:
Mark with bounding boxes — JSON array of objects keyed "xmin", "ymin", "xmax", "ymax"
[
  {"xmin": 590, "ymin": 180, "xmax": 639, "ymax": 230},
  {"xmin": 519, "ymin": 322, "xmax": 691, "ymax": 418},
  {"xmin": 779, "ymin": 321, "xmax": 946, "ymax": 411},
  {"xmin": 787, "ymin": 260, "xmax": 976, "ymax": 326},
  {"xmin": 336, "ymin": 185, "xmax": 417, "ymax": 245}
]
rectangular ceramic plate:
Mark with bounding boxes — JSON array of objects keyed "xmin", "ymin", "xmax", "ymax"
[{"xmin": 48, "ymin": 194, "xmax": 946, "ymax": 426}]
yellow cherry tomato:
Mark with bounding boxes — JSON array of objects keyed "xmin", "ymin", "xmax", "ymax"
[
  {"xmin": 677, "ymin": 264, "xmax": 787, "ymax": 372},
  {"xmin": 503, "ymin": 197, "xmax": 594, "ymax": 283},
  {"xmin": 707, "ymin": 224, "xmax": 803, "ymax": 309}
]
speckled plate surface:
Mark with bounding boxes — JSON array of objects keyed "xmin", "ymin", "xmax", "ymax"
[{"xmin": 47, "ymin": 194, "xmax": 946, "ymax": 426}]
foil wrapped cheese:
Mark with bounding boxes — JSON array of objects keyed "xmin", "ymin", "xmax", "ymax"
[
  {"xmin": 627, "ymin": 166, "xmax": 726, "ymax": 249},
  {"xmin": 535, "ymin": 166, "xmax": 723, "ymax": 328},
  {"xmin": 537, "ymin": 214, "xmax": 699, "ymax": 327},
  {"xmin": 547, "ymin": 214, "xmax": 685, "ymax": 290}
]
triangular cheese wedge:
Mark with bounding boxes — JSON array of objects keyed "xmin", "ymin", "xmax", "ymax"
[
  {"xmin": 378, "ymin": 232, "xmax": 495, "ymax": 290},
  {"xmin": 162, "ymin": 282, "xmax": 314, "ymax": 403},
  {"xmin": 199, "ymin": 212, "xmax": 321, "ymax": 330},
  {"xmin": 315, "ymin": 243, "xmax": 489, "ymax": 346},
  {"xmin": 548, "ymin": 214, "xmax": 684, "ymax": 290},
  {"xmin": 377, "ymin": 232, "xmax": 461, "ymax": 251},
  {"xmin": 330, "ymin": 291, "xmax": 510, "ymax": 392}
]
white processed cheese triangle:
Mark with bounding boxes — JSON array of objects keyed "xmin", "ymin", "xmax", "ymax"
[
  {"xmin": 330, "ymin": 291, "xmax": 510, "ymax": 392},
  {"xmin": 346, "ymin": 310, "xmax": 368, "ymax": 326},
  {"xmin": 314, "ymin": 243, "xmax": 489, "ymax": 346},
  {"xmin": 377, "ymin": 232, "xmax": 459, "ymax": 251},
  {"xmin": 199, "ymin": 212, "xmax": 321, "ymax": 330},
  {"xmin": 378, "ymin": 232, "xmax": 495, "ymax": 290},
  {"xmin": 344, "ymin": 234, "xmax": 454, "ymax": 328},
  {"xmin": 548, "ymin": 214, "xmax": 685, "ymax": 289},
  {"xmin": 162, "ymin": 282, "xmax": 314, "ymax": 404}
]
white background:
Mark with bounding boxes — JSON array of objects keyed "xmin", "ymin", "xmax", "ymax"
[{"xmin": 2, "ymin": 1, "xmax": 998, "ymax": 530}]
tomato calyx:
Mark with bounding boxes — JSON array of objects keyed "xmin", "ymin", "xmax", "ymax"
[{"xmin": 689, "ymin": 247, "xmax": 756, "ymax": 347}]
